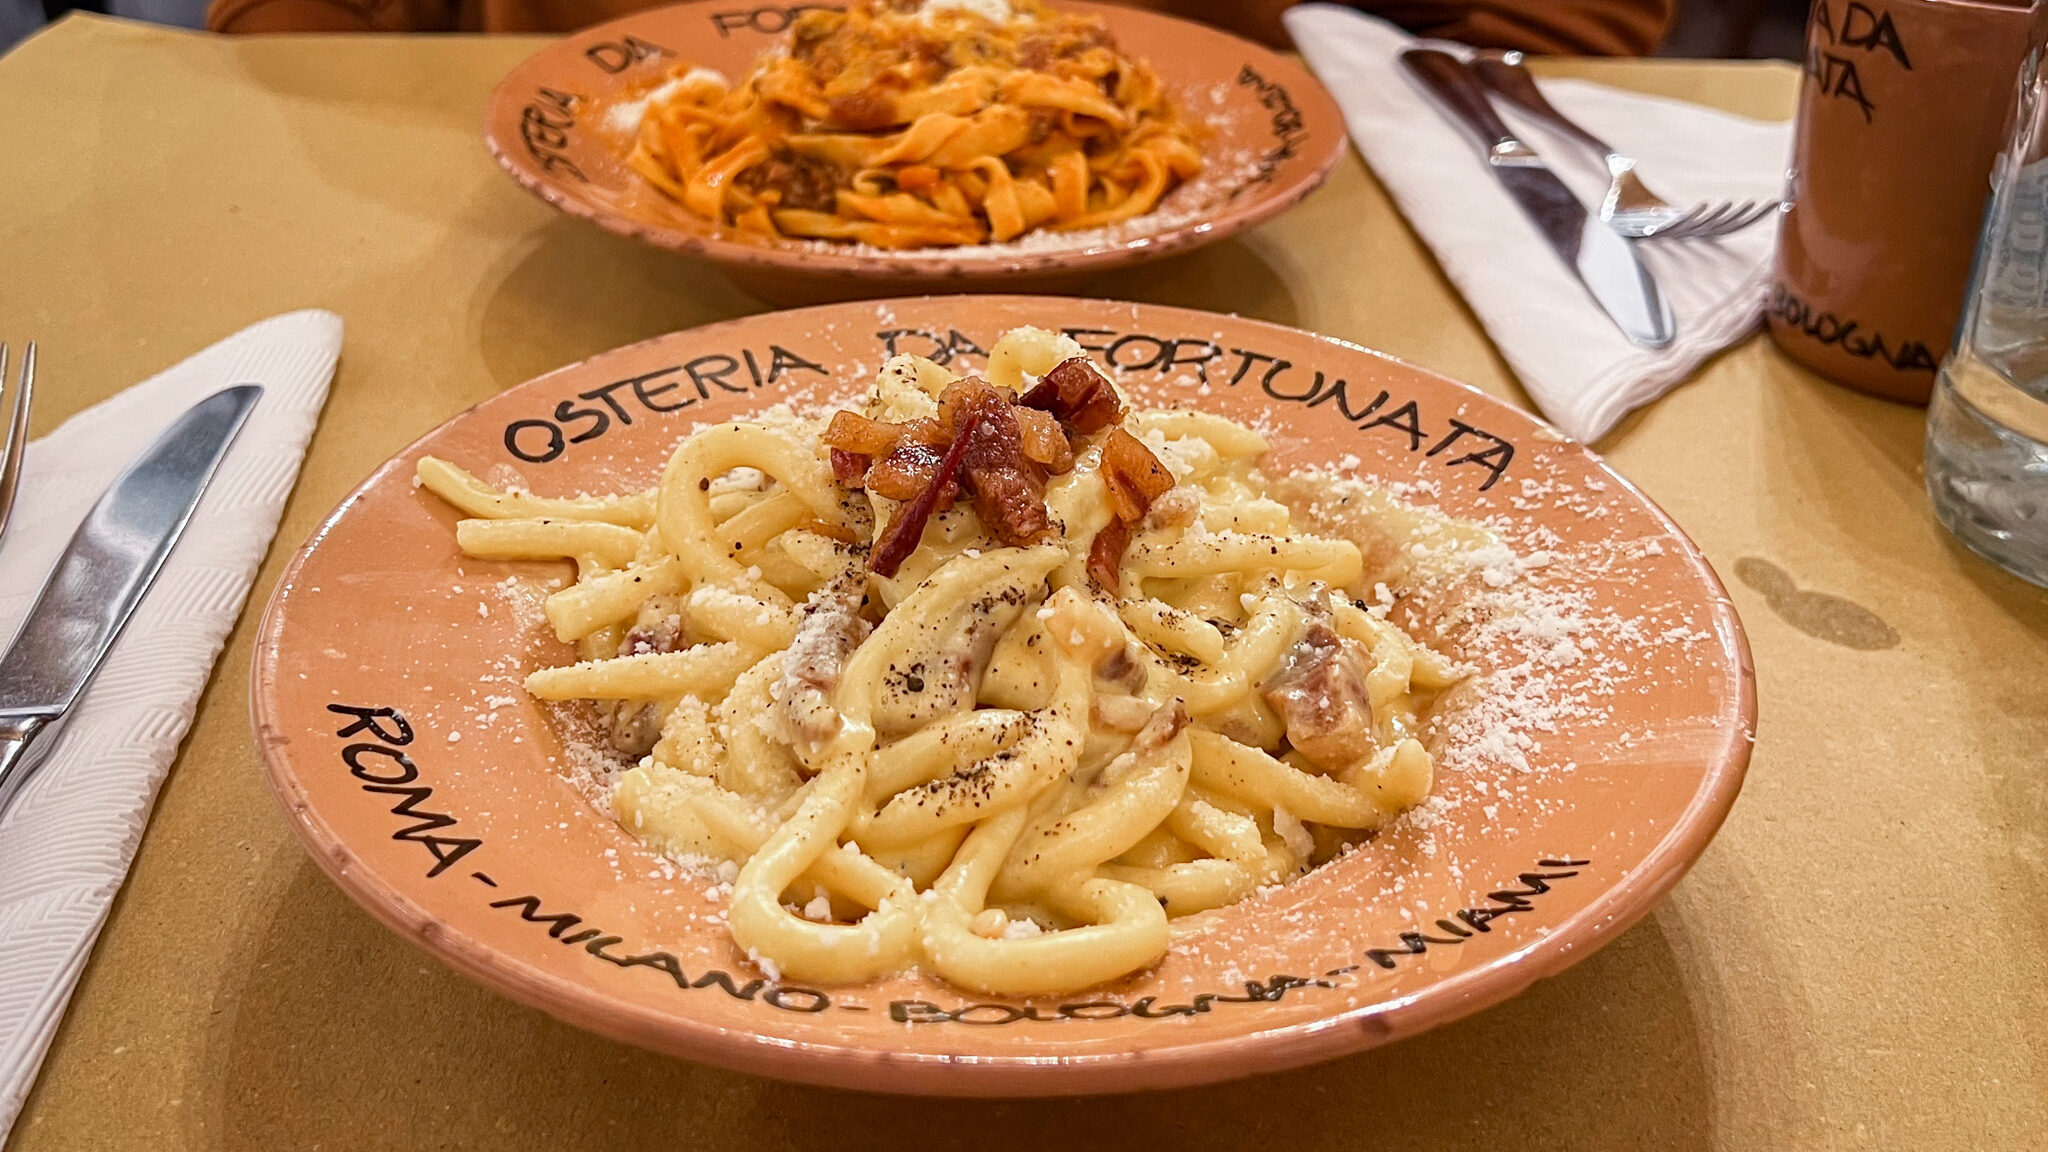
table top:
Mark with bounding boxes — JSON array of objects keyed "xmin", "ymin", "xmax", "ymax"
[{"xmin": 5, "ymin": 14, "xmax": 2044, "ymax": 1150}]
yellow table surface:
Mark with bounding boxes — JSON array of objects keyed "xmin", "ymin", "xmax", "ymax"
[{"xmin": 4, "ymin": 14, "xmax": 2043, "ymax": 1150}]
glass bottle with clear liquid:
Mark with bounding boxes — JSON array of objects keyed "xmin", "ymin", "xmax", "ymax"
[{"xmin": 1927, "ymin": 45, "xmax": 2048, "ymax": 588}]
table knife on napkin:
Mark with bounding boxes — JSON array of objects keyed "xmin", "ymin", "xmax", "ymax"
[
  {"xmin": 0, "ymin": 385, "xmax": 261, "ymax": 818},
  {"xmin": 0, "ymin": 311, "xmax": 339, "ymax": 1145},
  {"xmin": 1399, "ymin": 48, "xmax": 1677, "ymax": 349}
]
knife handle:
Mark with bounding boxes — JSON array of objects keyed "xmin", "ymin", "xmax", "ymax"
[
  {"xmin": 1400, "ymin": 49, "xmax": 1522, "ymax": 155},
  {"xmin": 0, "ymin": 712, "xmax": 52, "ymax": 824},
  {"xmin": 1471, "ymin": 54, "xmax": 1615, "ymax": 158}
]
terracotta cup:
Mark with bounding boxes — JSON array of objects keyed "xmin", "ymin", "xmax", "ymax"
[{"xmin": 1770, "ymin": 0, "xmax": 2047, "ymax": 403}]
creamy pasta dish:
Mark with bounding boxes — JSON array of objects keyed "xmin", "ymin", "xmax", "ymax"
[
  {"xmin": 616, "ymin": 0, "xmax": 1204, "ymax": 248},
  {"xmin": 417, "ymin": 328, "xmax": 1459, "ymax": 997}
]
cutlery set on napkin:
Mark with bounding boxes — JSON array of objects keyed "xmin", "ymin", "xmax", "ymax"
[
  {"xmin": 0, "ymin": 312, "xmax": 340, "ymax": 1137},
  {"xmin": 1285, "ymin": 5, "xmax": 1794, "ymax": 442}
]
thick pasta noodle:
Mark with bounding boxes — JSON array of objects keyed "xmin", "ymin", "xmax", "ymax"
[
  {"xmin": 615, "ymin": 0, "xmax": 1204, "ymax": 249},
  {"xmin": 418, "ymin": 326, "xmax": 1463, "ymax": 996}
]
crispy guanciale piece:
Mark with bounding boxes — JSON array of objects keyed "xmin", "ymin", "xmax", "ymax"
[
  {"xmin": 869, "ymin": 406, "xmax": 984, "ymax": 578},
  {"xmin": 949, "ymin": 380, "xmax": 1051, "ymax": 547},
  {"xmin": 1262, "ymin": 621, "xmax": 1380, "ymax": 771},
  {"xmin": 825, "ymin": 409, "xmax": 946, "ymax": 499},
  {"xmin": 830, "ymin": 447, "xmax": 871, "ymax": 487},
  {"xmin": 831, "ymin": 369, "xmax": 1147, "ymax": 575},
  {"xmin": 1101, "ymin": 426, "xmax": 1174, "ymax": 521},
  {"xmin": 1086, "ymin": 426, "xmax": 1174, "ymax": 589},
  {"xmin": 823, "ymin": 410, "xmax": 904, "ymax": 491},
  {"xmin": 1086, "ymin": 516, "xmax": 1131, "ymax": 590},
  {"xmin": 823, "ymin": 409, "xmax": 909, "ymax": 455},
  {"xmin": 866, "ymin": 436, "xmax": 952, "ymax": 502},
  {"xmin": 1012, "ymin": 405, "xmax": 1074, "ymax": 472},
  {"xmin": 1019, "ymin": 356, "xmax": 1123, "ymax": 435}
]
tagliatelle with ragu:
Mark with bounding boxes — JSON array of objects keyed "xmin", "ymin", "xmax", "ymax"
[
  {"xmin": 611, "ymin": 0, "xmax": 1205, "ymax": 249},
  {"xmin": 416, "ymin": 326, "xmax": 1463, "ymax": 997}
]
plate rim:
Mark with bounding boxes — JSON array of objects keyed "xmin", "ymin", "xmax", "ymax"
[
  {"xmin": 251, "ymin": 295, "xmax": 1756, "ymax": 1095},
  {"xmin": 479, "ymin": 0, "xmax": 1350, "ymax": 281}
]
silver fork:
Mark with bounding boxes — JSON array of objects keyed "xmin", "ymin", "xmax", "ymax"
[
  {"xmin": 1472, "ymin": 53, "xmax": 1781, "ymax": 240},
  {"xmin": 0, "ymin": 343, "xmax": 35, "ymax": 545}
]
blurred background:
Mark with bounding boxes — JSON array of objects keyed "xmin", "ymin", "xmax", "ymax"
[
  {"xmin": 3, "ymin": 0, "xmax": 1813, "ymax": 56},
  {"xmin": 1660, "ymin": 0, "xmax": 1806, "ymax": 58}
]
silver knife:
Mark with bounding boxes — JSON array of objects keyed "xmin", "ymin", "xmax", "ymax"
[
  {"xmin": 1399, "ymin": 49, "xmax": 1677, "ymax": 349},
  {"xmin": 0, "ymin": 384, "xmax": 262, "ymax": 821}
]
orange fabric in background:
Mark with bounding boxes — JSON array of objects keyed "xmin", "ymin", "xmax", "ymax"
[{"xmin": 207, "ymin": 0, "xmax": 1674, "ymax": 55}]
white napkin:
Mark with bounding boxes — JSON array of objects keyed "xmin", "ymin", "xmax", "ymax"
[
  {"xmin": 1284, "ymin": 4, "xmax": 1793, "ymax": 442},
  {"xmin": 0, "ymin": 311, "xmax": 341, "ymax": 1141}
]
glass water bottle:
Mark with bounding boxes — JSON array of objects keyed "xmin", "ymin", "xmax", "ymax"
[{"xmin": 1926, "ymin": 46, "xmax": 2048, "ymax": 588}]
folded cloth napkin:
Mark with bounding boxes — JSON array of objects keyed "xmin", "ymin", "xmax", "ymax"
[
  {"xmin": 1284, "ymin": 4, "xmax": 1793, "ymax": 442},
  {"xmin": 0, "ymin": 311, "xmax": 340, "ymax": 1141}
]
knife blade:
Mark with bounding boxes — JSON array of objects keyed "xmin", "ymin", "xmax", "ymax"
[
  {"xmin": 0, "ymin": 383, "xmax": 262, "ymax": 819},
  {"xmin": 1399, "ymin": 49, "xmax": 1676, "ymax": 349}
]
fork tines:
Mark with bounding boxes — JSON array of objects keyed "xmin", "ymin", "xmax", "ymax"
[
  {"xmin": 0, "ymin": 342, "xmax": 34, "ymax": 546},
  {"xmin": 1645, "ymin": 199, "xmax": 1782, "ymax": 241}
]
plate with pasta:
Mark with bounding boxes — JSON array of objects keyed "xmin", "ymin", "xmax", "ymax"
[
  {"xmin": 482, "ymin": 0, "xmax": 1345, "ymax": 303},
  {"xmin": 253, "ymin": 297, "xmax": 1753, "ymax": 1095}
]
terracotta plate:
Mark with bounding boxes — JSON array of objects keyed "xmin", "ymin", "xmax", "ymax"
[
  {"xmin": 252, "ymin": 298, "xmax": 1754, "ymax": 1096},
  {"xmin": 482, "ymin": 0, "xmax": 1347, "ymax": 304}
]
